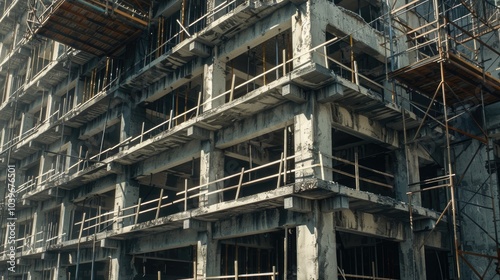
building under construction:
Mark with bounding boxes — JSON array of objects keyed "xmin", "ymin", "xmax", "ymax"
[{"xmin": 0, "ymin": 0, "xmax": 499, "ymax": 279}]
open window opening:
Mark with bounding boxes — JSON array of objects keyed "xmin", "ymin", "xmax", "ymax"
[
  {"xmin": 333, "ymin": 0, "xmax": 384, "ymax": 31},
  {"xmin": 78, "ymin": 122, "xmax": 121, "ymax": 164},
  {"xmin": 135, "ymin": 158, "xmax": 201, "ymax": 220},
  {"xmin": 66, "ymin": 260, "xmax": 111, "ymax": 280},
  {"xmin": 425, "ymin": 248, "xmax": 450, "ymax": 280},
  {"xmin": 325, "ymin": 30, "xmax": 386, "ymax": 97},
  {"xmin": 220, "ymin": 231, "xmax": 284, "ymax": 279},
  {"xmin": 337, "ymin": 231, "xmax": 401, "ymax": 279},
  {"xmin": 70, "ymin": 189, "xmax": 115, "ymax": 239},
  {"xmin": 11, "ymin": 74, "xmax": 26, "ymax": 96},
  {"xmin": 82, "ymin": 57, "xmax": 123, "ymax": 103},
  {"xmin": 226, "ymin": 30, "xmax": 293, "ymax": 101},
  {"xmin": 220, "ymin": 127, "xmax": 292, "ymax": 201},
  {"xmin": 43, "ymin": 207, "xmax": 61, "ymax": 247},
  {"xmin": 332, "ymin": 130, "xmax": 395, "ymax": 197},
  {"xmin": 29, "ymin": 90, "xmax": 50, "ymax": 126},
  {"xmin": 419, "ymin": 163, "xmax": 447, "ymax": 212},
  {"xmin": 142, "ymin": 75, "xmax": 202, "ymax": 138},
  {"xmin": 132, "ymin": 246, "xmax": 195, "ymax": 279},
  {"xmin": 28, "ymin": 39, "xmax": 55, "ymax": 81},
  {"xmin": 59, "ymin": 87, "xmax": 76, "ymax": 115},
  {"xmin": 16, "ymin": 219, "xmax": 33, "ymax": 253},
  {"xmin": 150, "ymin": 0, "xmax": 208, "ymax": 59}
]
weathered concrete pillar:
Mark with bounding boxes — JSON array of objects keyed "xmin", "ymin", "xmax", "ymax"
[
  {"xmin": 74, "ymin": 78, "xmax": 85, "ymax": 106},
  {"xmin": 294, "ymin": 99, "xmax": 332, "ymax": 180},
  {"xmin": 0, "ymin": 125, "xmax": 6, "ymax": 151},
  {"xmin": 454, "ymin": 139, "xmax": 499, "ymax": 279},
  {"xmin": 45, "ymin": 92, "xmax": 55, "ymax": 121},
  {"xmin": 37, "ymin": 154, "xmax": 46, "ymax": 186},
  {"xmin": 394, "ymin": 144, "xmax": 421, "ymax": 204},
  {"xmin": 53, "ymin": 252, "xmax": 67, "ymax": 280},
  {"xmin": 58, "ymin": 199, "xmax": 75, "ymax": 243},
  {"xmin": 109, "ymin": 245, "xmax": 135, "ymax": 280},
  {"xmin": 3, "ymin": 73, "xmax": 13, "ymax": 102},
  {"xmin": 399, "ymin": 229, "xmax": 426, "ymax": 280},
  {"xmin": 199, "ymin": 138, "xmax": 224, "ymax": 206},
  {"xmin": 32, "ymin": 204, "xmax": 45, "ymax": 248},
  {"xmin": 196, "ymin": 225, "xmax": 220, "ymax": 278},
  {"xmin": 296, "ymin": 202, "xmax": 337, "ymax": 279},
  {"xmin": 20, "ymin": 113, "xmax": 35, "ymax": 137},
  {"xmin": 292, "ymin": 1, "xmax": 324, "ymax": 69},
  {"xmin": 119, "ymin": 100, "xmax": 145, "ymax": 151},
  {"xmin": 114, "ymin": 170, "xmax": 139, "ymax": 229},
  {"xmin": 203, "ymin": 53, "xmax": 226, "ymax": 111}
]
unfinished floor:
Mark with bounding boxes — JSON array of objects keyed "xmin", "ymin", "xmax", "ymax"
[{"xmin": 1, "ymin": 0, "xmax": 500, "ymax": 279}]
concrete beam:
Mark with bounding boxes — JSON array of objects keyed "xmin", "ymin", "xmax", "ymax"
[
  {"xmin": 129, "ymin": 228, "xmax": 199, "ymax": 254},
  {"xmin": 284, "ymin": 196, "xmax": 312, "ymax": 213},
  {"xmin": 321, "ymin": 195, "xmax": 349, "ymax": 212},
  {"xmin": 212, "ymin": 208, "xmax": 308, "ymax": 239},
  {"xmin": 322, "ymin": 4, "xmax": 386, "ymax": 62},
  {"xmin": 183, "ymin": 219, "xmax": 208, "ymax": 232},
  {"xmin": 188, "ymin": 41, "xmax": 210, "ymax": 57},
  {"xmin": 187, "ymin": 126, "xmax": 210, "ymax": 140},
  {"xmin": 281, "ymin": 84, "xmax": 306, "ymax": 103},
  {"xmin": 140, "ymin": 58, "xmax": 204, "ymax": 103},
  {"xmin": 215, "ymin": 102, "xmax": 296, "ymax": 149},
  {"xmin": 100, "ymin": 238, "xmax": 120, "ymax": 249},
  {"xmin": 335, "ymin": 209, "xmax": 404, "ymax": 241},
  {"xmin": 79, "ymin": 106, "xmax": 122, "ymax": 140},
  {"xmin": 331, "ymin": 104, "xmax": 399, "ymax": 148},
  {"xmin": 218, "ymin": 4, "xmax": 294, "ymax": 60},
  {"xmin": 107, "ymin": 162, "xmax": 123, "ymax": 174},
  {"xmin": 132, "ymin": 140, "xmax": 201, "ymax": 178}
]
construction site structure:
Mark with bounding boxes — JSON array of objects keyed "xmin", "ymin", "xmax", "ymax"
[{"xmin": 0, "ymin": 0, "xmax": 499, "ymax": 279}]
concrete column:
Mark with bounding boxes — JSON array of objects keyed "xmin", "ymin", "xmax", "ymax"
[
  {"xmin": 196, "ymin": 225, "xmax": 220, "ymax": 278},
  {"xmin": 58, "ymin": 199, "xmax": 75, "ymax": 243},
  {"xmin": 45, "ymin": 92, "xmax": 55, "ymax": 121},
  {"xmin": 454, "ymin": 139, "xmax": 499, "ymax": 279},
  {"xmin": 296, "ymin": 202, "xmax": 337, "ymax": 279},
  {"xmin": 37, "ymin": 154, "xmax": 46, "ymax": 186},
  {"xmin": 114, "ymin": 170, "xmax": 139, "ymax": 229},
  {"xmin": 3, "ymin": 73, "xmax": 13, "ymax": 102},
  {"xmin": 52, "ymin": 42, "xmax": 61, "ymax": 60},
  {"xmin": 32, "ymin": 205, "xmax": 45, "ymax": 249},
  {"xmin": 294, "ymin": 99, "xmax": 332, "ymax": 180},
  {"xmin": 12, "ymin": 23, "xmax": 20, "ymax": 48},
  {"xmin": 399, "ymin": 229, "xmax": 426, "ymax": 280},
  {"xmin": 199, "ymin": 138, "xmax": 224, "ymax": 206},
  {"xmin": 0, "ymin": 125, "xmax": 6, "ymax": 150},
  {"xmin": 73, "ymin": 78, "xmax": 84, "ymax": 107},
  {"xmin": 120, "ymin": 100, "xmax": 145, "ymax": 150},
  {"xmin": 292, "ymin": 1, "xmax": 324, "ymax": 69},
  {"xmin": 20, "ymin": 113, "xmax": 35, "ymax": 138},
  {"xmin": 394, "ymin": 144, "xmax": 421, "ymax": 204},
  {"xmin": 109, "ymin": 245, "xmax": 135, "ymax": 280},
  {"xmin": 53, "ymin": 253, "xmax": 67, "ymax": 280},
  {"xmin": 203, "ymin": 53, "xmax": 226, "ymax": 111}
]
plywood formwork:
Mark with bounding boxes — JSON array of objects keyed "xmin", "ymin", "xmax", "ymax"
[
  {"xmin": 391, "ymin": 53, "xmax": 500, "ymax": 106},
  {"xmin": 30, "ymin": 0, "xmax": 150, "ymax": 56}
]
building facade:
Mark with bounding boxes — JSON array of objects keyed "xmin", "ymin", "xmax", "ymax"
[{"xmin": 0, "ymin": 0, "xmax": 500, "ymax": 279}]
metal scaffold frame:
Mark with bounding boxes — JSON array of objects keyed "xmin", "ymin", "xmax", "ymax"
[{"xmin": 389, "ymin": 0, "xmax": 500, "ymax": 278}]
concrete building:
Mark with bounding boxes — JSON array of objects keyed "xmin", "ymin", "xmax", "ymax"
[{"xmin": 0, "ymin": 0, "xmax": 499, "ymax": 279}]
